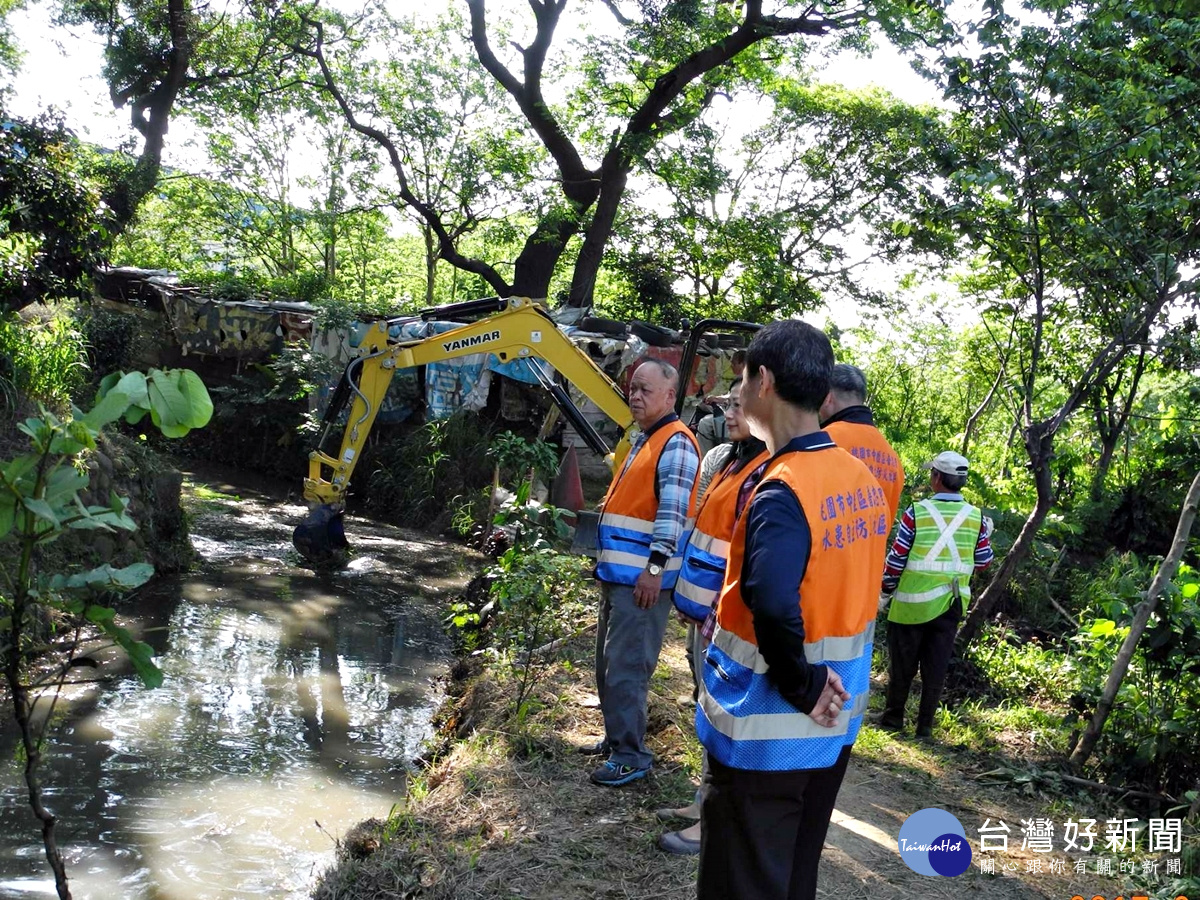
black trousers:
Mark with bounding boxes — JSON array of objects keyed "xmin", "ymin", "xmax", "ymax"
[
  {"xmin": 698, "ymin": 745, "xmax": 853, "ymax": 900},
  {"xmin": 881, "ymin": 601, "xmax": 961, "ymax": 731}
]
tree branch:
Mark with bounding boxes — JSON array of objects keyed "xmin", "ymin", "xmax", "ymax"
[{"xmin": 295, "ymin": 15, "xmax": 509, "ymax": 296}]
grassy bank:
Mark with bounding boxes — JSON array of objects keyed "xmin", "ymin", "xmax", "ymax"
[{"xmin": 310, "ymin": 574, "xmax": 1200, "ymax": 900}]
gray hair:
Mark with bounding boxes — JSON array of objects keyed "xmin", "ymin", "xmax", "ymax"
[
  {"xmin": 829, "ymin": 363, "xmax": 867, "ymax": 402},
  {"xmin": 637, "ymin": 357, "xmax": 678, "ymax": 385}
]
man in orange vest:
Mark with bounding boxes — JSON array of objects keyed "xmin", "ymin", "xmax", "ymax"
[
  {"xmin": 588, "ymin": 358, "xmax": 700, "ymax": 787},
  {"xmin": 820, "ymin": 363, "xmax": 905, "ymax": 524},
  {"xmin": 696, "ymin": 322, "xmax": 888, "ymax": 900}
]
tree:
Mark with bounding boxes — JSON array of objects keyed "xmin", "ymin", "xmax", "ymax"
[
  {"xmin": 1070, "ymin": 469, "xmax": 1200, "ymax": 768},
  {"xmin": 294, "ymin": 0, "xmax": 943, "ymax": 309},
  {"xmin": 932, "ymin": 0, "xmax": 1200, "ymax": 651},
  {"xmin": 0, "ymin": 108, "xmax": 110, "ymax": 310},
  {"xmin": 54, "ymin": 0, "xmax": 300, "ymax": 246},
  {"xmin": 620, "ymin": 80, "xmax": 950, "ymax": 323}
]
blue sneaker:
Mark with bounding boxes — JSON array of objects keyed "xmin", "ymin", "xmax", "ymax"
[{"xmin": 590, "ymin": 760, "xmax": 651, "ymax": 787}]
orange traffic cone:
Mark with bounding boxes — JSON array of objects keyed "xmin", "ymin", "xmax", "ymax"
[{"xmin": 552, "ymin": 444, "xmax": 585, "ymax": 516}]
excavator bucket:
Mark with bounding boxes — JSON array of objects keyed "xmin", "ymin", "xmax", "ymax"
[
  {"xmin": 292, "ymin": 504, "xmax": 349, "ymax": 564},
  {"xmin": 570, "ymin": 510, "xmax": 600, "ymax": 559}
]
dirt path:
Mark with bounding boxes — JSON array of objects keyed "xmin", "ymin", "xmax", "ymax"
[{"xmin": 314, "ymin": 617, "xmax": 1127, "ymax": 900}]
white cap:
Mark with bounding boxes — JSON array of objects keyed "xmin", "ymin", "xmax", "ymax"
[{"xmin": 924, "ymin": 450, "xmax": 969, "ymax": 477}]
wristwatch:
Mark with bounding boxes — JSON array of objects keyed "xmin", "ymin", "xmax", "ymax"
[{"xmin": 646, "ymin": 563, "xmax": 663, "ymax": 577}]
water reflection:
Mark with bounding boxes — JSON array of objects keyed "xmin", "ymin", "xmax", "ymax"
[{"xmin": 0, "ymin": 476, "xmax": 463, "ymax": 899}]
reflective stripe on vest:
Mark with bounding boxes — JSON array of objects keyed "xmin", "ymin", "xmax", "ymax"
[
  {"xmin": 889, "ymin": 499, "xmax": 982, "ymax": 625},
  {"xmin": 673, "ymin": 449, "xmax": 770, "ymax": 622},
  {"xmin": 823, "ymin": 420, "xmax": 905, "ymax": 525},
  {"xmin": 595, "ymin": 420, "xmax": 699, "ymax": 588},
  {"xmin": 696, "ymin": 445, "xmax": 889, "ymax": 771}
]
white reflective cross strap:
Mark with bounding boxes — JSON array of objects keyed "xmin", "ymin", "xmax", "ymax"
[{"xmin": 918, "ymin": 500, "xmax": 975, "ymax": 566}]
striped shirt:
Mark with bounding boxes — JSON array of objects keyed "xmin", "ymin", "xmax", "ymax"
[{"xmin": 880, "ymin": 492, "xmax": 995, "ymax": 596}]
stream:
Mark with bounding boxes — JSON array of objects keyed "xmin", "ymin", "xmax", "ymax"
[{"xmin": 0, "ymin": 464, "xmax": 474, "ymax": 899}]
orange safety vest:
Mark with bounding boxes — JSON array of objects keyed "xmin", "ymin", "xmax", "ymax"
[
  {"xmin": 673, "ymin": 448, "xmax": 770, "ymax": 622},
  {"xmin": 596, "ymin": 418, "xmax": 700, "ymax": 588},
  {"xmin": 697, "ymin": 443, "xmax": 889, "ymax": 771},
  {"xmin": 824, "ymin": 420, "xmax": 905, "ymax": 524}
]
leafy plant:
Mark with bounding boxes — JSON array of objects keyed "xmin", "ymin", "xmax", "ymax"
[
  {"xmin": 0, "ymin": 368, "xmax": 212, "ymax": 898},
  {"xmin": 96, "ymin": 368, "xmax": 214, "ymax": 438},
  {"xmin": 1068, "ymin": 558, "xmax": 1200, "ymax": 795}
]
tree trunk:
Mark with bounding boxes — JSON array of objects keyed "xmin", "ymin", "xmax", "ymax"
[
  {"xmin": 510, "ymin": 215, "xmax": 580, "ymax": 300},
  {"xmin": 423, "ymin": 225, "xmax": 437, "ymax": 307},
  {"xmin": 568, "ymin": 159, "xmax": 628, "ymax": 308},
  {"xmin": 956, "ymin": 421, "xmax": 1056, "ymax": 652},
  {"xmin": 1070, "ymin": 470, "xmax": 1200, "ymax": 768}
]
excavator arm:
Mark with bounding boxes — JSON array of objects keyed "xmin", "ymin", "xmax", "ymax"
[{"xmin": 294, "ymin": 297, "xmax": 635, "ymax": 561}]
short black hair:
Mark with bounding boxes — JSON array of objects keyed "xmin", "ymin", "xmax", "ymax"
[
  {"xmin": 829, "ymin": 363, "xmax": 867, "ymax": 402},
  {"xmin": 744, "ymin": 320, "xmax": 833, "ymax": 412},
  {"xmin": 731, "ymin": 349, "xmax": 747, "ymax": 366},
  {"xmin": 938, "ymin": 471, "xmax": 968, "ymax": 491}
]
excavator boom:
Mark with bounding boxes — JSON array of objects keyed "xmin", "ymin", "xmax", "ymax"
[{"xmin": 294, "ymin": 297, "xmax": 635, "ymax": 562}]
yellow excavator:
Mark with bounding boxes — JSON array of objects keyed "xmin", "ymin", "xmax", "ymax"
[{"xmin": 292, "ymin": 295, "xmax": 756, "ymax": 562}]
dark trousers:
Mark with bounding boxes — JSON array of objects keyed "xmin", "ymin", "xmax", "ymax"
[
  {"xmin": 881, "ymin": 602, "xmax": 961, "ymax": 731},
  {"xmin": 698, "ymin": 745, "xmax": 853, "ymax": 900},
  {"xmin": 594, "ymin": 581, "xmax": 673, "ymax": 769}
]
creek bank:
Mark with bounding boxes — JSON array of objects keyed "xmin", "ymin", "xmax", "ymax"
[{"xmin": 313, "ymin": 592, "xmax": 1148, "ymax": 900}]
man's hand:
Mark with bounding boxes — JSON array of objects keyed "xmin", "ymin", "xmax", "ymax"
[
  {"xmin": 808, "ymin": 669, "xmax": 851, "ymax": 728},
  {"xmin": 634, "ymin": 568, "xmax": 663, "ymax": 609},
  {"xmin": 878, "ymin": 592, "xmax": 891, "ymax": 614}
]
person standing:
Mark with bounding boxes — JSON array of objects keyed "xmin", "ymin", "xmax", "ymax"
[
  {"xmin": 696, "ymin": 321, "xmax": 889, "ymax": 900},
  {"xmin": 877, "ymin": 450, "xmax": 994, "ymax": 738},
  {"xmin": 589, "ymin": 358, "xmax": 700, "ymax": 787},
  {"xmin": 657, "ymin": 378, "xmax": 769, "ymax": 855},
  {"xmin": 820, "ymin": 363, "xmax": 905, "ymax": 524}
]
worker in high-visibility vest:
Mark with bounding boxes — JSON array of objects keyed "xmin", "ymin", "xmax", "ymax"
[
  {"xmin": 876, "ymin": 450, "xmax": 994, "ymax": 738},
  {"xmin": 696, "ymin": 321, "xmax": 888, "ymax": 900}
]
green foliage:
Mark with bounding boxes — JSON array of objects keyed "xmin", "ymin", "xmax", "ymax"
[
  {"xmin": 363, "ymin": 414, "xmax": 497, "ymax": 530},
  {"xmin": 0, "ymin": 309, "xmax": 88, "ymax": 409},
  {"xmin": 96, "ymin": 368, "xmax": 213, "ymax": 438},
  {"xmin": 484, "ymin": 544, "xmax": 592, "ymax": 718},
  {"xmin": 966, "ymin": 624, "xmax": 1075, "ymax": 706},
  {"xmin": 0, "ymin": 107, "xmax": 112, "ymax": 312},
  {"xmin": 1068, "ymin": 559, "xmax": 1200, "ymax": 795},
  {"xmin": 488, "ymin": 432, "xmax": 559, "ymax": 490}
]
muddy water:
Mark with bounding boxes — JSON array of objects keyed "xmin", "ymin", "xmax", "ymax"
[{"xmin": 0, "ymin": 466, "xmax": 475, "ymax": 899}]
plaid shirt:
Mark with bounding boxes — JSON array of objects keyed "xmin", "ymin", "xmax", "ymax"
[{"xmin": 616, "ymin": 425, "xmax": 700, "ymax": 561}]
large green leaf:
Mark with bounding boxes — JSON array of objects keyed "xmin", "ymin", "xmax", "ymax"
[
  {"xmin": 43, "ymin": 468, "xmax": 90, "ymax": 505},
  {"xmin": 147, "ymin": 373, "xmax": 191, "ymax": 437},
  {"xmin": 81, "ymin": 389, "xmax": 131, "ymax": 431},
  {"xmin": 49, "ymin": 562, "xmax": 154, "ymax": 591},
  {"xmin": 176, "ymin": 369, "xmax": 214, "ymax": 429},
  {"xmin": 111, "ymin": 371, "xmax": 150, "ymax": 410}
]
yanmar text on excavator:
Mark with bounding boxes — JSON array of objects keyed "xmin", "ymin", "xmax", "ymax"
[{"xmin": 291, "ymin": 294, "xmax": 756, "ymax": 564}]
